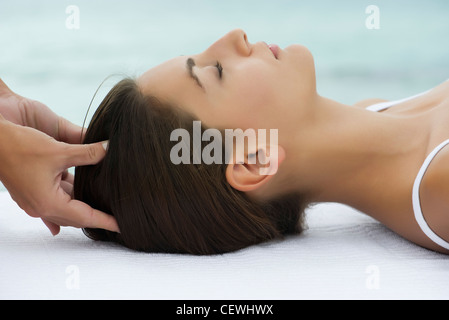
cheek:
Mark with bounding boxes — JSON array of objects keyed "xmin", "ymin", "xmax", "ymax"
[{"xmin": 230, "ymin": 68, "xmax": 278, "ymax": 124}]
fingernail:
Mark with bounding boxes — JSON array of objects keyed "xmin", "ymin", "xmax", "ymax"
[{"xmin": 102, "ymin": 141, "xmax": 109, "ymax": 151}]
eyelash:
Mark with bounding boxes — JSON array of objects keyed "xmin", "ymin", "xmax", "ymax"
[{"xmin": 215, "ymin": 61, "xmax": 223, "ymax": 79}]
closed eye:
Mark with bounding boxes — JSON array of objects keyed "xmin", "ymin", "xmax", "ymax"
[{"xmin": 215, "ymin": 61, "xmax": 223, "ymax": 79}]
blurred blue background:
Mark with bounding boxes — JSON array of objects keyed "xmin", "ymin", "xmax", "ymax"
[{"xmin": 1, "ymin": 0, "xmax": 448, "ymax": 191}]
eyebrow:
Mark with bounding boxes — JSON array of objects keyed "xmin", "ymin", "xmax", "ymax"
[{"xmin": 186, "ymin": 57, "xmax": 204, "ymax": 90}]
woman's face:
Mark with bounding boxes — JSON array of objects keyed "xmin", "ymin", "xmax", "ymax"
[{"xmin": 137, "ymin": 29, "xmax": 316, "ymax": 133}]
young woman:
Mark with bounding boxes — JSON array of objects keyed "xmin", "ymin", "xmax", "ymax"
[{"xmin": 74, "ymin": 29, "xmax": 449, "ymax": 255}]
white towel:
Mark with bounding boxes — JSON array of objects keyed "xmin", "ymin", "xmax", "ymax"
[{"xmin": 0, "ymin": 191, "xmax": 448, "ymax": 299}]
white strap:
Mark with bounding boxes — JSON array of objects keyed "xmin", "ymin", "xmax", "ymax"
[
  {"xmin": 412, "ymin": 138, "xmax": 449, "ymax": 250},
  {"xmin": 366, "ymin": 89, "xmax": 431, "ymax": 112}
]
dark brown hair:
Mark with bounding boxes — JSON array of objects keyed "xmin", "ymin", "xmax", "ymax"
[{"xmin": 74, "ymin": 78, "xmax": 309, "ymax": 255}]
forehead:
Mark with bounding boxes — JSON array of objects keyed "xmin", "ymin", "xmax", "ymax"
[
  {"xmin": 136, "ymin": 56, "xmax": 211, "ymax": 123},
  {"xmin": 137, "ymin": 56, "xmax": 185, "ymax": 101}
]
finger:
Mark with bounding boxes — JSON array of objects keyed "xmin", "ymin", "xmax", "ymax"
[
  {"xmin": 0, "ymin": 78, "xmax": 14, "ymax": 95},
  {"xmin": 64, "ymin": 140, "xmax": 108, "ymax": 168},
  {"xmin": 64, "ymin": 199, "xmax": 120, "ymax": 233},
  {"xmin": 58, "ymin": 117, "xmax": 85, "ymax": 144},
  {"xmin": 41, "ymin": 218, "xmax": 61, "ymax": 236},
  {"xmin": 61, "ymin": 171, "xmax": 74, "ymax": 185},
  {"xmin": 60, "ymin": 179, "xmax": 73, "ymax": 198}
]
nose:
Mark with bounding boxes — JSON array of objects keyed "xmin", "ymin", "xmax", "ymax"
[{"xmin": 207, "ymin": 28, "xmax": 250, "ymax": 57}]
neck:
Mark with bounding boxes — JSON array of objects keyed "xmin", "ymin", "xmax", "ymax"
[{"xmin": 276, "ymin": 94, "xmax": 429, "ymax": 212}]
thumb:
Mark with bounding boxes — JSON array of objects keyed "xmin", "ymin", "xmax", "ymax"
[{"xmin": 65, "ymin": 140, "xmax": 108, "ymax": 168}]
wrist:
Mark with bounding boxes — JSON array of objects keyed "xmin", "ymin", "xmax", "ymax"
[
  {"xmin": 0, "ymin": 117, "xmax": 15, "ymax": 181},
  {"xmin": 0, "ymin": 118, "xmax": 6, "ymax": 181}
]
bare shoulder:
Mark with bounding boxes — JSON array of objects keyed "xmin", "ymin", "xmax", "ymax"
[
  {"xmin": 353, "ymin": 98, "xmax": 389, "ymax": 108},
  {"xmin": 417, "ymin": 143, "xmax": 449, "ymax": 253}
]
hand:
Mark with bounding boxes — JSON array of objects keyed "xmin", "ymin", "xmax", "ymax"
[
  {"xmin": 0, "ymin": 79, "xmax": 119, "ymax": 235},
  {"xmin": 0, "ymin": 78, "xmax": 83, "ymax": 144},
  {"xmin": 0, "ymin": 116, "xmax": 119, "ymax": 235}
]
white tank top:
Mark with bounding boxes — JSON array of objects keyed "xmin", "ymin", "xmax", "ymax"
[{"xmin": 366, "ymin": 88, "xmax": 449, "ymax": 250}]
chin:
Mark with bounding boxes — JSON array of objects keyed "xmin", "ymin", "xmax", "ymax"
[
  {"xmin": 283, "ymin": 44, "xmax": 316, "ymax": 91},
  {"xmin": 284, "ymin": 44, "xmax": 314, "ymax": 63}
]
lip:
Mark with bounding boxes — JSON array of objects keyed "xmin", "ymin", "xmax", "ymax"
[{"xmin": 268, "ymin": 44, "xmax": 280, "ymax": 59}]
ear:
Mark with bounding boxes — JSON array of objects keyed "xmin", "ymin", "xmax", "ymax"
[{"xmin": 225, "ymin": 145, "xmax": 286, "ymax": 192}]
